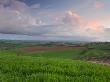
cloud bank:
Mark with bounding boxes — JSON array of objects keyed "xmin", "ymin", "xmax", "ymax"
[{"xmin": 0, "ymin": 0, "xmax": 109, "ymax": 41}]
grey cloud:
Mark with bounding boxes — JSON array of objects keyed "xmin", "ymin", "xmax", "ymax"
[
  {"xmin": 0, "ymin": 0, "xmax": 44, "ymax": 35},
  {"xmin": 0, "ymin": 0, "xmax": 109, "ymax": 41}
]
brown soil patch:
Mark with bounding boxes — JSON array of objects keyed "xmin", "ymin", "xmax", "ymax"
[
  {"xmin": 20, "ymin": 45, "xmax": 84, "ymax": 52},
  {"xmin": 19, "ymin": 45, "xmax": 73, "ymax": 52},
  {"xmin": 88, "ymin": 56, "xmax": 110, "ymax": 65}
]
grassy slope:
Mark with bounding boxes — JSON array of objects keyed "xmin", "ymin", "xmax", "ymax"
[
  {"xmin": 0, "ymin": 51, "xmax": 110, "ymax": 82},
  {"xmin": 13, "ymin": 48, "xmax": 110, "ymax": 60},
  {"xmin": 17, "ymin": 48, "xmax": 82, "ymax": 59},
  {"xmin": 0, "ymin": 41, "xmax": 110, "ymax": 82},
  {"xmin": 0, "ymin": 40, "xmax": 110, "ymax": 60}
]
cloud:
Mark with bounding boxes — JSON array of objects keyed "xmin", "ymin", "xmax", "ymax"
[
  {"xmin": 30, "ymin": 4, "xmax": 40, "ymax": 9},
  {"xmin": 94, "ymin": 0, "xmax": 104, "ymax": 9},
  {"xmin": 0, "ymin": 0, "xmax": 44, "ymax": 35},
  {"xmin": 86, "ymin": 19, "xmax": 104, "ymax": 32},
  {"xmin": 56, "ymin": 10, "xmax": 110, "ymax": 41},
  {"xmin": 0, "ymin": 0, "xmax": 109, "ymax": 41},
  {"xmin": 61, "ymin": 11, "xmax": 104, "ymax": 35},
  {"xmin": 0, "ymin": 0, "xmax": 62, "ymax": 36},
  {"xmin": 62, "ymin": 11, "xmax": 85, "ymax": 27}
]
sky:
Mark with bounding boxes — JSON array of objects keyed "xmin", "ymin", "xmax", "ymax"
[{"xmin": 0, "ymin": 0, "xmax": 110, "ymax": 41}]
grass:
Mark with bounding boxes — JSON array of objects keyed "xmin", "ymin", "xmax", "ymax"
[
  {"xmin": 0, "ymin": 40, "xmax": 110, "ymax": 60},
  {"xmin": 0, "ymin": 52, "xmax": 110, "ymax": 82},
  {"xmin": 0, "ymin": 41, "xmax": 110, "ymax": 82},
  {"xmin": 10, "ymin": 48, "xmax": 109, "ymax": 60},
  {"xmin": 18, "ymin": 48, "xmax": 82, "ymax": 59}
]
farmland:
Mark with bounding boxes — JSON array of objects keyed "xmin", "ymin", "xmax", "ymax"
[{"xmin": 0, "ymin": 40, "xmax": 110, "ymax": 82}]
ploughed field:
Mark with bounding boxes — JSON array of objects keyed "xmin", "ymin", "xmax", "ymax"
[
  {"xmin": 0, "ymin": 40, "xmax": 110, "ymax": 82},
  {"xmin": 19, "ymin": 46, "xmax": 73, "ymax": 52}
]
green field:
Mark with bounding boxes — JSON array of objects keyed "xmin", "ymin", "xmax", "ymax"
[
  {"xmin": 0, "ymin": 53, "xmax": 110, "ymax": 82},
  {"xmin": 0, "ymin": 40, "xmax": 110, "ymax": 82}
]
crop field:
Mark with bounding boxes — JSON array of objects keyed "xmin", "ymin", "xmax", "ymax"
[
  {"xmin": 0, "ymin": 40, "xmax": 110, "ymax": 82},
  {"xmin": 0, "ymin": 53, "xmax": 110, "ymax": 82}
]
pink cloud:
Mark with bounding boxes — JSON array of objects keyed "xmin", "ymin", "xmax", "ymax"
[
  {"xmin": 62, "ymin": 11, "xmax": 85, "ymax": 27},
  {"xmin": 86, "ymin": 19, "xmax": 104, "ymax": 32},
  {"xmin": 94, "ymin": 1, "xmax": 104, "ymax": 9},
  {"xmin": 63, "ymin": 11, "xmax": 103, "ymax": 30},
  {"xmin": 59, "ymin": 10, "xmax": 105, "ymax": 36}
]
